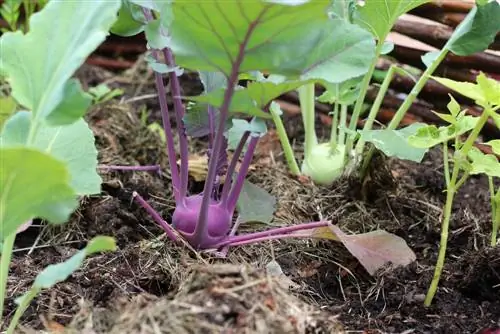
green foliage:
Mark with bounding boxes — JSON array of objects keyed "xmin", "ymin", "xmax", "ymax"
[
  {"xmin": 25, "ymin": 237, "xmax": 116, "ymax": 291},
  {"xmin": 467, "ymin": 147, "xmax": 500, "ymax": 178},
  {"xmin": 317, "ymin": 77, "xmax": 363, "ymax": 105},
  {"xmin": 1, "ymin": 112, "xmax": 102, "ymax": 195},
  {"xmin": 88, "ymin": 84, "xmax": 124, "ymax": 104},
  {"xmin": 445, "ymin": 1, "xmax": 500, "ymax": 56},
  {"xmin": 353, "ymin": 0, "xmax": 430, "ymax": 41},
  {"xmin": 236, "ymin": 180, "xmax": 276, "ymax": 224},
  {"xmin": 167, "ymin": 1, "xmax": 375, "ymax": 82},
  {"xmin": 111, "ymin": 0, "xmax": 146, "ymax": 36},
  {"xmin": 433, "ymin": 73, "xmax": 500, "ymax": 109},
  {"xmin": 189, "ymin": 80, "xmax": 306, "ymax": 118},
  {"xmin": 358, "ymin": 123, "xmax": 428, "ymax": 162},
  {"xmin": 0, "ymin": 0, "xmax": 121, "ymax": 125},
  {"xmin": 8, "ymin": 237, "xmax": 116, "ymax": 333},
  {"xmin": 408, "ymin": 116, "xmax": 478, "ymax": 149},
  {"xmin": 0, "ymin": 96, "xmax": 17, "ymax": 128},
  {"xmin": 0, "ymin": 147, "xmax": 77, "ymax": 239},
  {"xmin": 0, "ymin": 0, "xmax": 22, "ymax": 32},
  {"xmin": 485, "ymin": 140, "xmax": 500, "ymax": 155},
  {"xmin": 227, "ymin": 118, "xmax": 267, "ymax": 150}
]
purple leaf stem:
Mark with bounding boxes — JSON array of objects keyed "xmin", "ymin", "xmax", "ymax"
[
  {"xmin": 193, "ymin": 18, "xmax": 262, "ymax": 247},
  {"xmin": 215, "ymin": 221, "xmax": 330, "ymax": 248},
  {"xmin": 142, "ymin": 9, "xmax": 181, "ymax": 202},
  {"xmin": 214, "ymin": 216, "xmax": 243, "ymax": 258},
  {"xmin": 132, "ymin": 191, "xmax": 178, "ymax": 242},
  {"xmin": 207, "ymin": 105, "xmax": 215, "ymax": 147},
  {"xmin": 224, "ymin": 232, "xmax": 321, "ymax": 248},
  {"xmin": 162, "ymin": 48, "xmax": 190, "ymax": 199},
  {"xmin": 220, "ymin": 131, "xmax": 250, "ymax": 205},
  {"xmin": 226, "ymin": 135, "xmax": 259, "ymax": 213},
  {"xmin": 99, "ymin": 164, "xmax": 162, "ymax": 175}
]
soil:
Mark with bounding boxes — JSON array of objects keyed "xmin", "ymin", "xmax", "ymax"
[{"xmin": 4, "ymin": 61, "xmax": 499, "ymax": 334}]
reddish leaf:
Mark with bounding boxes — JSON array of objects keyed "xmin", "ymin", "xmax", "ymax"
[{"xmin": 329, "ymin": 225, "xmax": 416, "ymax": 275}]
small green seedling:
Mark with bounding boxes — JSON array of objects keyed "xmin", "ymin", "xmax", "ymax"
[
  {"xmin": 408, "ymin": 72, "xmax": 500, "ymax": 306},
  {"xmin": 0, "ymin": 1, "xmax": 120, "ymax": 330}
]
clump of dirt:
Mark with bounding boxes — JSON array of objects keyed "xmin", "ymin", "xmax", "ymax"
[{"xmin": 66, "ymin": 264, "xmax": 344, "ymax": 334}]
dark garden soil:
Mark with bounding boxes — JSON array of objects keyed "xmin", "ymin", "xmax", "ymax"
[{"xmin": 5, "ymin": 62, "xmax": 500, "ymax": 334}]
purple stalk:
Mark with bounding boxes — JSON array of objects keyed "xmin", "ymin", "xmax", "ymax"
[
  {"xmin": 226, "ymin": 136, "xmax": 259, "ymax": 213},
  {"xmin": 152, "ymin": 64, "xmax": 182, "ymax": 202},
  {"xmin": 220, "ymin": 131, "xmax": 250, "ymax": 205},
  {"xmin": 193, "ymin": 19, "xmax": 261, "ymax": 247},
  {"xmin": 142, "ymin": 9, "xmax": 182, "ymax": 203},
  {"xmin": 132, "ymin": 192, "xmax": 178, "ymax": 242},
  {"xmin": 214, "ymin": 217, "xmax": 243, "ymax": 258},
  {"xmin": 207, "ymin": 105, "xmax": 215, "ymax": 147},
  {"xmin": 215, "ymin": 221, "xmax": 329, "ymax": 248},
  {"xmin": 224, "ymin": 232, "xmax": 320, "ymax": 247},
  {"xmin": 99, "ymin": 164, "xmax": 161, "ymax": 175},
  {"xmin": 162, "ymin": 48, "xmax": 189, "ymax": 199}
]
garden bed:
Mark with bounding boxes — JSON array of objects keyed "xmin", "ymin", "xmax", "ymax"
[{"xmin": 6, "ymin": 64, "xmax": 499, "ymax": 334}]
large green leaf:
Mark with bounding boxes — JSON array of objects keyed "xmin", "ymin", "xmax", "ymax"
[
  {"xmin": 236, "ymin": 180, "xmax": 276, "ymax": 225},
  {"xmin": 468, "ymin": 147, "xmax": 500, "ymax": 178},
  {"xmin": 1, "ymin": 112, "xmax": 101, "ymax": 195},
  {"xmin": 433, "ymin": 73, "xmax": 500, "ymax": 108},
  {"xmin": 189, "ymin": 80, "xmax": 307, "ymax": 117},
  {"xmin": 167, "ymin": 1, "xmax": 375, "ymax": 83},
  {"xmin": 445, "ymin": 1, "xmax": 500, "ymax": 56},
  {"xmin": 15, "ymin": 236, "xmax": 116, "ymax": 306},
  {"xmin": 358, "ymin": 123, "xmax": 428, "ymax": 162},
  {"xmin": 408, "ymin": 116, "xmax": 479, "ymax": 149},
  {"xmin": 0, "ymin": 147, "xmax": 78, "ymax": 239},
  {"xmin": 0, "ymin": 0, "xmax": 120, "ymax": 125},
  {"xmin": 353, "ymin": 0, "xmax": 429, "ymax": 41}
]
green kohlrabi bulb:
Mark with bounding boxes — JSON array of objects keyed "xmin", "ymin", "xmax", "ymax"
[{"xmin": 301, "ymin": 143, "xmax": 346, "ymax": 185}]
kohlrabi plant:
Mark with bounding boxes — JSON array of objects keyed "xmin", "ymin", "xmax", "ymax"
[
  {"xmin": 0, "ymin": 1, "xmax": 120, "ymax": 331},
  {"xmin": 408, "ymin": 72, "xmax": 500, "ymax": 306},
  {"xmin": 269, "ymin": 0, "xmax": 500, "ymax": 186},
  {"xmin": 107, "ymin": 0, "xmax": 415, "ymax": 273}
]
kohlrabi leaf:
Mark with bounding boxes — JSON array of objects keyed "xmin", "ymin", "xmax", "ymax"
[
  {"xmin": 290, "ymin": 224, "xmax": 416, "ymax": 275},
  {"xmin": 408, "ymin": 116, "xmax": 479, "ymax": 148},
  {"xmin": 358, "ymin": 123, "xmax": 428, "ymax": 162},
  {"xmin": 468, "ymin": 147, "xmax": 500, "ymax": 178},
  {"xmin": 111, "ymin": 0, "xmax": 145, "ymax": 37},
  {"xmin": 445, "ymin": 1, "xmax": 500, "ymax": 56},
  {"xmin": 145, "ymin": 52, "xmax": 184, "ymax": 75},
  {"xmin": 88, "ymin": 84, "xmax": 124, "ymax": 104},
  {"xmin": 0, "ymin": 147, "xmax": 78, "ymax": 239},
  {"xmin": 236, "ymin": 180, "xmax": 276, "ymax": 225},
  {"xmin": 48, "ymin": 79, "xmax": 93, "ymax": 125},
  {"xmin": 0, "ymin": 96, "xmax": 17, "ymax": 128},
  {"xmin": 183, "ymin": 71, "xmax": 228, "ymax": 137},
  {"xmin": 199, "ymin": 71, "xmax": 227, "ymax": 93},
  {"xmin": 1, "ymin": 112, "xmax": 101, "ymax": 195},
  {"xmin": 317, "ymin": 76, "xmax": 363, "ymax": 105},
  {"xmin": 485, "ymin": 140, "xmax": 500, "ymax": 155},
  {"xmin": 227, "ymin": 117, "xmax": 267, "ymax": 150},
  {"xmin": 33, "ymin": 236, "xmax": 116, "ymax": 289},
  {"xmin": 189, "ymin": 80, "xmax": 306, "ymax": 118},
  {"xmin": 353, "ymin": 0, "xmax": 429, "ymax": 41},
  {"xmin": 0, "ymin": 0, "xmax": 120, "ymax": 125},
  {"xmin": 433, "ymin": 73, "xmax": 500, "ymax": 108},
  {"xmin": 167, "ymin": 1, "xmax": 375, "ymax": 83},
  {"xmin": 15, "ymin": 236, "xmax": 116, "ymax": 306},
  {"xmin": 145, "ymin": 19, "xmax": 169, "ymax": 49}
]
